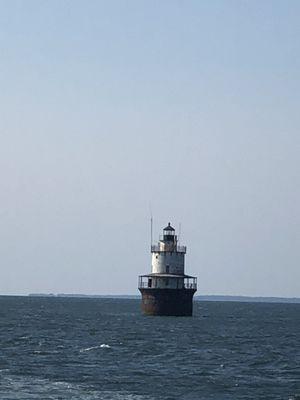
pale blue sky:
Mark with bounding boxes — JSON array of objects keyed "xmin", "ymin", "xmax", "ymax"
[{"xmin": 0, "ymin": 0, "xmax": 299, "ymax": 296}]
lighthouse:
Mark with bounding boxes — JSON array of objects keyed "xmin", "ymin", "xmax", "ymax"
[{"xmin": 138, "ymin": 223, "xmax": 197, "ymax": 316}]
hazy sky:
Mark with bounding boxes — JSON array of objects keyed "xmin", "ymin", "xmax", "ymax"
[{"xmin": 0, "ymin": 0, "xmax": 299, "ymax": 297}]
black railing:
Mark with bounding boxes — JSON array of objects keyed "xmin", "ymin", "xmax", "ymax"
[
  {"xmin": 151, "ymin": 245, "xmax": 186, "ymax": 253},
  {"xmin": 183, "ymin": 283, "xmax": 197, "ymax": 289},
  {"xmin": 139, "ymin": 282, "xmax": 149, "ymax": 288},
  {"xmin": 138, "ymin": 276, "xmax": 197, "ymax": 290}
]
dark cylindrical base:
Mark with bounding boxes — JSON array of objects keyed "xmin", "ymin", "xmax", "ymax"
[{"xmin": 139, "ymin": 288, "xmax": 196, "ymax": 316}]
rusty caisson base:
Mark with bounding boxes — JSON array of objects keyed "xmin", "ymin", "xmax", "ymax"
[{"xmin": 139, "ymin": 288, "xmax": 196, "ymax": 316}]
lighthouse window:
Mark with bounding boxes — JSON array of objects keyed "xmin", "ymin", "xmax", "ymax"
[
  {"xmin": 165, "ymin": 278, "xmax": 169, "ymax": 286},
  {"xmin": 166, "ymin": 265, "xmax": 170, "ymax": 273}
]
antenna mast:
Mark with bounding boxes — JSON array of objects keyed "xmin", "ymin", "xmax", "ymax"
[
  {"xmin": 150, "ymin": 216, "xmax": 153, "ymax": 249},
  {"xmin": 178, "ymin": 222, "xmax": 182, "ymax": 245},
  {"xmin": 149, "ymin": 204, "xmax": 153, "ymax": 249}
]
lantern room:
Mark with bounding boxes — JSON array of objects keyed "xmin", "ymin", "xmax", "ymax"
[{"xmin": 163, "ymin": 222, "xmax": 176, "ymax": 242}]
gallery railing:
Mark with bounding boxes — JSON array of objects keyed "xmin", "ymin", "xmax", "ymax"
[
  {"xmin": 151, "ymin": 245, "xmax": 186, "ymax": 253},
  {"xmin": 138, "ymin": 276, "xmax": 197, "ymax": 290}
]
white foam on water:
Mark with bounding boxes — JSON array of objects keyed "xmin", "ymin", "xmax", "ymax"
[
  {"xmin": 80, "ymin": 343, "xmax": 111, "ymax": 352},
  {"xmin": 0, "ymin": 372, "xmax": 155, "ymax": 400},
  {"xmin": 0, "ymin": 368, "xmax": 10, "ymax": 374}
]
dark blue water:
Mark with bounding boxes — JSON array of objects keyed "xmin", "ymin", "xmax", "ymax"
[{"xmin": 0, "ymin": 297, "xmax": 299, "ymax": 399}]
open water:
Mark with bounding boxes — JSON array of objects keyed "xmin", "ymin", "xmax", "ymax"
[{"xmin": 0, "ymin": 296, "xmax": 299, "ymax": 400}]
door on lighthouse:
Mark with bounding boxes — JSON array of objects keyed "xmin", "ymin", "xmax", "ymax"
[{"xmin": 148, "ymin": 278, "xmax": 152, "ymax": 288}]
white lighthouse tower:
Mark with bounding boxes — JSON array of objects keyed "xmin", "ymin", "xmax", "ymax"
[{"xmin": 138, "ymin": 223, "xmax": 197, "ymax": 316}]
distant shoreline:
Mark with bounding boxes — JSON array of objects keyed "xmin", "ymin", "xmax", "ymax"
[{"xmin": 23, "ymin": 293, "xmax": 300, "ymax": 304}]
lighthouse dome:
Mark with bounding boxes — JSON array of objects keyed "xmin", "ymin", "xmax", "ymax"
[{"xmin": 163, "ymin": 222, "xmax": 175, "ymax": 231}]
